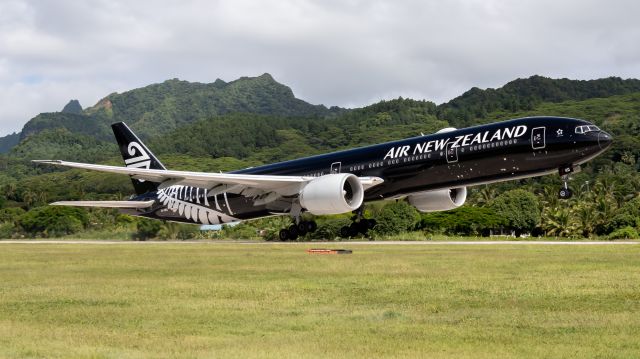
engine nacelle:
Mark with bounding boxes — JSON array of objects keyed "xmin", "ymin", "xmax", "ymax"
[
  {"xmin": 407, "ymin": 187, "xmax": 467, "ymax": 212},
  {"xmin": 299, "ymin": 174, "xmax": 364, "ymax": 215}
]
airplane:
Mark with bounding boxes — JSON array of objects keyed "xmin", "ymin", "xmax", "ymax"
[{"xmin": 34, "ymin": 116, "xmax": 613, "ymax": 240}]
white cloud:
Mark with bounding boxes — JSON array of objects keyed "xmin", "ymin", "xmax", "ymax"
[{"xmin": 0, "ymin": 0, "xmax": 639, "ymax": 135}]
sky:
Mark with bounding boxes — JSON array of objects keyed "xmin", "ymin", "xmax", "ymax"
[{"xmin": 0, "ymin": 0, "xmax": 639, "ymax": 136}]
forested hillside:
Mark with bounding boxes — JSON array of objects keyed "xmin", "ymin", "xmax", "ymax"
[
  {"xmin": 0, "ymin": 75, "xmax": 638, "ymax": 240},
  {"xmin": 1, "ymin": 73, "xmax": 341, "ymax": 154}
]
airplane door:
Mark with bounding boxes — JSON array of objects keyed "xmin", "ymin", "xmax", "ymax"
[
  {"xmin": 446, "ymin": 143, "xmax": 458, "ymax": 163},
  {"xmin": 531, "ymin": 127, "xmax": 546, "ymax": 149},
  {"xmin": 330, "ymin": 162, "xmax": 341, "ymax": 174}
]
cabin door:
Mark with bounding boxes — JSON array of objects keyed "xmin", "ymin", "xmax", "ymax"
[
  {"xmin": 330, "ymin": 162, "xmax": 341, "ymax": 174},
  {"xmin": 446, "ymin": 142, "xmax": 458, "ymax": 163},
  {"xmin": 531, "ymin": 127, "xmax": 546, "ymax": 149}
]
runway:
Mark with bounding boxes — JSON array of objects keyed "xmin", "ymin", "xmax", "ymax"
[{"xmin": 0, "ymin": 240, "xmax": 638, "ymax": 245}]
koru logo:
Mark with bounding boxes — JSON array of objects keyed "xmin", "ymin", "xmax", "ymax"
[{"xmin": 124, "ymin": 142, "xmax": 151, "ymax": 181}]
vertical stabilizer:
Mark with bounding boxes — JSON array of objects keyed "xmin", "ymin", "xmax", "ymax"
[{"xmin": 111, "ymin": 122, "xmax": 166, "ymax": 195}]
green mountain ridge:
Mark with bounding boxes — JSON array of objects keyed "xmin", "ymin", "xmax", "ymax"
[
  {"xmin": 4, "ymin": 74, "xmax": 640, "ymax": 156},
  {"xmin": 438, "ymin": 76, "xmax": 640, "ymax": 127},
  {"xmin": 8, "ymin": 73, "xmax": 343, "ymax": 152}
]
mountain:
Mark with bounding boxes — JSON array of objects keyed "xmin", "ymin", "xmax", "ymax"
[
  {"xmin": 11, "ymin": 73, "xmax": 343, "ymax": 152},
  {"xmin": 61, "ymin": 100, "xmax": 83, "ymax": 114},
  {"xmin": 0, "ymin": 132, "xmax": 20, "ymax": 154},
  {"xmin": 437, "ymin": 76, "xmax": 640, "ymax": 127},
  {"xmin": 3, "ymin": 74, "xmax": 640, "ymax": 165}
]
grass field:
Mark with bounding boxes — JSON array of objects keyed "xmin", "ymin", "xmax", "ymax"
[{"xmin": 1, "ymin": 243, "xmax": 639, "ymax": 358}]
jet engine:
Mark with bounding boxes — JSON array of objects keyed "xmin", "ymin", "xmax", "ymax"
[
  {"xmin": 407, "ymin": 187, "xmax": 467, "ymax": 212},
  {"xmin": 299, "ymin": 174, "xmax": 364, "ymax": 215}
]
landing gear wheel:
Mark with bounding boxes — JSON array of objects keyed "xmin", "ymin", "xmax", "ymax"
[
  {"xmin": 349, "ymin": 223, "xmax": 360, "ymax": 237},
  {"xmin": 367, "ymin": 219, "xmax": 377, "ymax": 229},
  {"xmin": 297, "ymin": 222, "xmax": 308, "ymax": 236},
  {"xmin": 340, "ymin": 226, "xmax": 351, "ymax": 238},
  {"xmin": 558, "ymin": 187, "xmax": 573, "ymax": 199},
  {"xmin": 307, "ymin": 221, "xmax": 317, "ymax": 233},
  {"xmin": 357, "ymin": 220, "xmax": 369, "ymax": 234},
  {"xmin": 288, "ymin": 225, "xmax": 299, "ymax": 240},
  {"xmin": 278, "ymin": 229, "xmax": 289, "ymax": 241}
]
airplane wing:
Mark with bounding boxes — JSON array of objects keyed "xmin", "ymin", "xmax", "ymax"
[
  {"xmin": 51, "ymin": 200, "xmax": 155, "ymax": 208},
  {"xmin": 33, "ymin": 160, "xmax": 384, "ymax": 196}
]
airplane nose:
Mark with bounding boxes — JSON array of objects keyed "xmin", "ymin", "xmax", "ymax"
[{"xmin": 598, "ymin": 131, "xmax": 613, "ymax": 149}]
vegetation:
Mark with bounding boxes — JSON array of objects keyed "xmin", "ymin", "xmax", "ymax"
[
  {"xmin": 0, "ymin": 74, "xmax": 638, "ymax": 240},
  {"xmin": 0, "ymin": 243, "xmax": 639, "ymax": 358}
]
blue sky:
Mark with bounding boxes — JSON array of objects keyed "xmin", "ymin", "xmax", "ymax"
[{"xmin": 0, "ymin": 0, "xmax": 638, "ymax": 135}]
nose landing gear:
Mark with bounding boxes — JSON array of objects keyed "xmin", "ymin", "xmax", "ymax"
[
  {"xmin": 557, "ymin": 165, "xmax": 575, "ymax": 200},
  {"xmin": 558, "ymin": 181, "xmax": 573, "ymax": 199}
]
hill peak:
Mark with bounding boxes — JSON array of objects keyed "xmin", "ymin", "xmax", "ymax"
[{"xmin": 61, "ymin": 99, "xmax": 83, "ymax": 114}]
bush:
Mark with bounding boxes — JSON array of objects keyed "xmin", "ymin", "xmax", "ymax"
[
  {"xmin": 0, "ymin": 222, "xmax": 15, "ymax": 238},
  {"xmin": 605, "ymin": 213, "xmax": 638, "ymax": 234},
  {"xmin": 607, "ymin": 226, "xmax": 639, "ymax": 240},
  {"xmin": 489, "ymin": 189, "xmax": 540, "ymax": 234},
  {"xmin": 309, "ymin": 218, "xmax": 351, "ymax": 240},
  {"xmin": 0, "ymin": 207, "xmax": 26, "ymax": 224},
  {"xmin": 373, "ymin": 200, "xmax": 420, "ymax": 236},
  {"xmin": 133, "ymin": 218, "xmax": 162, "ymax": 240},
  {"xmin": 419, "ymin": 206, "xmax": 504, "ymax": 235},
  {"xmin": 18, "ymin": 206, "xmax": 88, "ymax": 237},
  {"xmin": 221, "ymin": 222, "xmax": 258, "ymax": 239}
]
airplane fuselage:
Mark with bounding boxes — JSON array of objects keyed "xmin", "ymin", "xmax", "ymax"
[{"xmin": 127, "ymin": 116, "xmax": 612, "ymax": 225}]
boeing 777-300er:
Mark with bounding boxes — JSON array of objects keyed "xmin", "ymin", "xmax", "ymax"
[{"xmin": 34, "ymin": 116, "xmax": 612, "ymax": 240}]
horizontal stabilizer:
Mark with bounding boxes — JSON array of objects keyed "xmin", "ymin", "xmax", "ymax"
[{"xmin": 51, "ymin": 200, "xmax": 155, "ymax": 209}]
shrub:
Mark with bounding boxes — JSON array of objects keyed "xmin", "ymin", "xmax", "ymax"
[
  {"xmin": 373, "ymin": 200, "xmax": 420, "ymax": 236},
  {"xmin": 0, "ymin": 222, "xmax": 15, "ymax": 239},
  {"xmin": 221, "ymin": 223, "xmax": 257, "ymax": 239},
  {"xmin": 309, "ymin": 218, "xmax": 351, "ymax": 240},
  {"xmin": 0, "ymin": 207, "xmax": 26, "ymax": 224},
  {"xmin": 18, "ymin": 206, "xmax": 88, "ymax": 237},
  {"xmin": 605, "ymin": 213, "xmax": 638, "ymax": 234},
  {"xmin": 489, "ymin": 189, "xmax": 540, "ymax": 234},
  {"xmin": 133, "ymin": 218, "xmax": 162, "ymax": 240},
  {"xmin": 607, "ymin": 226, "xmax": 639, "ymax": 240},
  {"xmin": 419, "ymin": 206, "xmax": 504, "ymax": 235}
]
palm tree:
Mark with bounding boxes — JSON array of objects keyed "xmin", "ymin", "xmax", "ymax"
[
  {"xmin": 3, "ymin": 183, "xmax": 17, "ymax": 201},
  {"xmin": 474, "ymin": 185, "xmax": 496, "ymax": 206},
  {"xmin": 22, "ymin": 190, "xmax": 37, "ymax": 208},
  {"xmin": 543, "ymin": 206, "xmax": 579, "ymax": 238}
]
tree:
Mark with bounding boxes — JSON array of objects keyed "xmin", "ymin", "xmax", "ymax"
[
  {"xmin": 419, "ymin": 206, "xmax": 504, "ymax": 236},
  {"xmin": 489, "ymin": 189, "xmax": 541, "ymax": 235},
  {"xmin": 18, "ymin": 206, "xmax": 88, "ymax": 237},
  {"xmin": 373, "ymin": 201, "xmax": 420, "ymax": 236}
]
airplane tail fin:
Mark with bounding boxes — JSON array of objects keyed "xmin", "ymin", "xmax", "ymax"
[{"xmin": 111, "ymin": 122, "xmax": 166, "ymax": 195}]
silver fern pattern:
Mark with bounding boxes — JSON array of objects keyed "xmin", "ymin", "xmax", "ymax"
[{"xmin": 157, "ymin": 185, "xmax": 237, "ymax": 224}]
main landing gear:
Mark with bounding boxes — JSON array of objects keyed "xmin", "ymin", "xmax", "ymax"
[
  {"xmin": 558, "ymin": 165, "xmax": 574, "ymax": 200},
  {"xmin": 339, "ymin": 207, "xmax": 377, "ymax": 239},
  {"xmin": 278, "ymin": 220, "xmax": 317, "ymax": 241}
]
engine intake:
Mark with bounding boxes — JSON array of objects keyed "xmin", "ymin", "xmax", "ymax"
[
  {"xmin": 299, "ymin": 174, "xmax": 364, "ymax": 215},
  {"xmin": 408, "ymin": 187, "xmax": 467, "ymax": 212}
]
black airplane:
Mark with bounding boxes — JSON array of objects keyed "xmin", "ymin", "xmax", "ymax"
[{"xmin": 35, "ymin": 116, "xmax": 612, "ymax": 240}]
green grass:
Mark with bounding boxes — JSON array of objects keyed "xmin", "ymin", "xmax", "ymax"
[{"xmin": 0, "ymin": 243, "xmax": 639, "ymax": 358}]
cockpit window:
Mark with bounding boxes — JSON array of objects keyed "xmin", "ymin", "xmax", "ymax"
[{"xmin": 575, "ymin": 125, "xmax": 600, "ymax": 134}]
